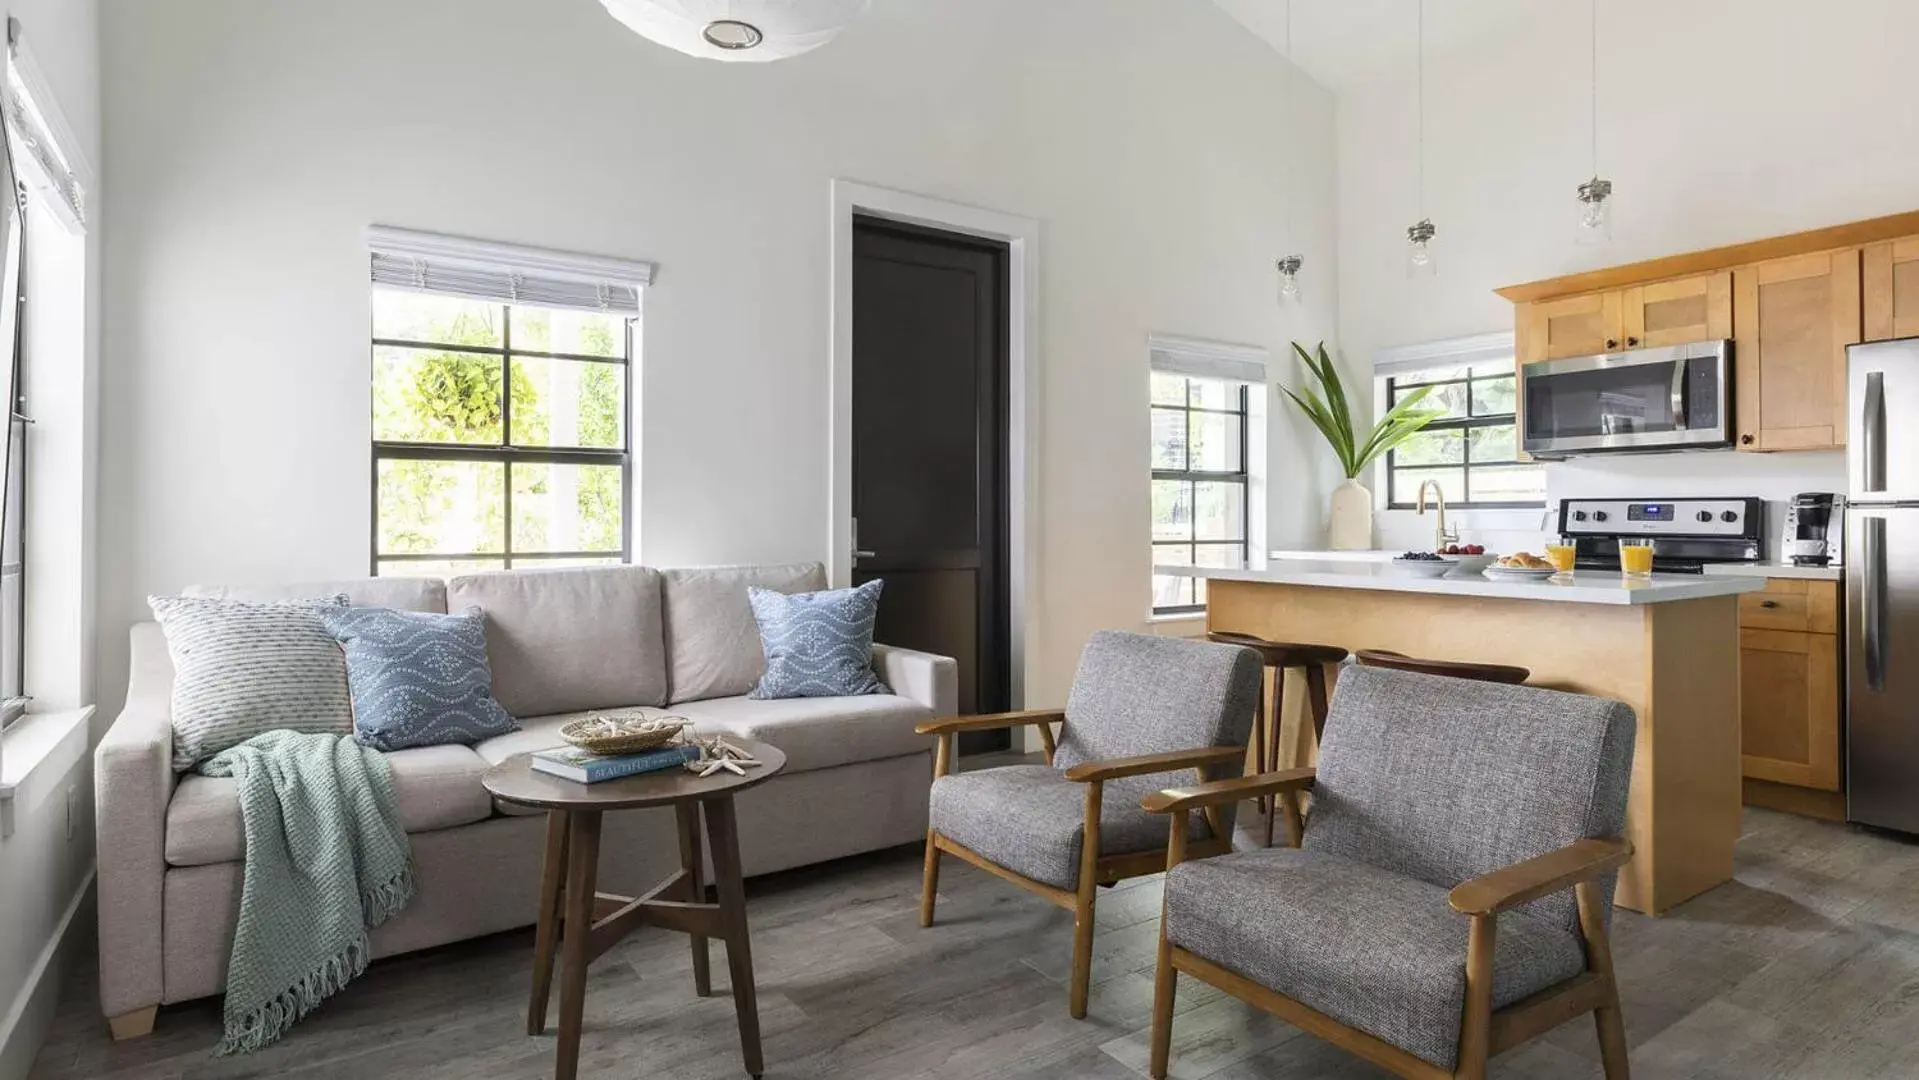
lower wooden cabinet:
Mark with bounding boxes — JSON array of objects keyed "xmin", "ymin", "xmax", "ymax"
[{"xmin": 1739, "ymin": 579, "xmax": 1842, "ymax": 793}]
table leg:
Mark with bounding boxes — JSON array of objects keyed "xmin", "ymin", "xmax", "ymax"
[
  {"xmin": 675, "ymin": 800, "xmax": 712, "ymax": 997},
  {"xmin": 704, "ymin": 795, "xmax": 763, "ymax": 1079},
  {"xmin": 528, "ymin": 810, "xmax": 570, "ymax": 1035},
  {"xmin": 555, "ymin": 810, "xmax": 602, "ymax": 1080}
]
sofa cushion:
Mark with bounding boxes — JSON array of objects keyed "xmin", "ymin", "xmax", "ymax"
[
  {"xmin": 1165, "ymin": 846, "xmax": 1587, "ymax": 1071},
  {"xmin": 669, "ymin": 692, "xmax": 931, "ymax": 773},
  {"xmin": 662, "ymin": 562, "xmax": 826, "ymax": 704},
  {"xmin": 164, "ymin": 743, "xmax": 495, "ymax": 866},
  {"xmin": 446, "ymin": 566, "xmax": 666, "ymax": 717},
  {"xmin": 473, "ymin": 709, "xmax": 602, "ymax": 815},
  {"xmin": 184, "ymin": 577, "xmax": 447, "ymax": 613}
]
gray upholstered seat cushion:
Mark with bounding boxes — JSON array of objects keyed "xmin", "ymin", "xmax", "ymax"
[
  {"xmin": 163, "ymin": 743, "xmax": 496, "ymax": 866},
  {"xmin": 447, "ymin": 566, "xmax": 668, "ymax": 717},
  {"xmin": 928, "ymin": 765, "xmax": 1204, "ymax": 890},
  {"xmin": 1166, "ymin": 847, "xmax": 1587, "ymax": 1071},
  {"xmin": 661, "ymin": 562, "xmax": 827, "ymax": 704},
  {"xmin": 1304, "ymin": 667, "xmax": 1636, "ymax": 935}
]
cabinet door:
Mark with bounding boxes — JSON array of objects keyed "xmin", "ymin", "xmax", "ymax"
[
  {"xmin": 1519, "ymin": 291, "xmax": 1624, "ymax": 361},
  {"xmin": 1621, "ymin": 271, "xmax": 1732, "ymax": 349},
  {"xmin": 1863, "ymin": 237, "xmax": 1919, "ymax": 341},
  {"xmin": 1739, "ymin": 628, "xmax": 1841, "ymax": 791},
  {"xmin": 1732, "ymin": 249, "xmax": 1862, "ymax": 451}
]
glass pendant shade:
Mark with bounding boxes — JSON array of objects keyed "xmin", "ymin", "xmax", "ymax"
[
  {"xmin": 1406, "ymin": 219, "xmax": 1437, "ymax": 277},
  {"xmin": 1276, "ymin": 255, "xmax": 1303, "ymax": 304},
  {"xmin": 599, "ymin": 0, "xmax": 871, "ymax": 62},
  {"xmin": 1575, "ymin": 177, "xmax": 1614, "ymax": 244}
]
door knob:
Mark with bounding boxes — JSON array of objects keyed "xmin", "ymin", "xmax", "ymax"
[{"xmin": 853, "ymin": 550, "xmax": 876, "ymax": 559}]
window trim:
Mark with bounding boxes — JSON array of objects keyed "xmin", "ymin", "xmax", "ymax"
[
  {"xmin": 1151, "ymin": 380, "xmax": 1252, "ymax": 617},
  {"xmin": 369, "ymin": 300, "xmax": 634, "ymax": 575},
  {"xmin": 1381, "ymin": 369, "xmax": 1543, "ymax": 511}
]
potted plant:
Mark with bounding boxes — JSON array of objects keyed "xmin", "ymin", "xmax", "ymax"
[{"xmin": 1280, "ymin": 341, "xmax": 1442, "ymax": 550}]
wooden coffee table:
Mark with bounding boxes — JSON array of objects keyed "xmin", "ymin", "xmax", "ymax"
[{"xmin": 482, "ymin": 739, "xmax": 786, "ymax": 1080}]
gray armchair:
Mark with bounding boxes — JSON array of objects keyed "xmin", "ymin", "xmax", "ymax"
[
  {"xmin": 915, "ymin": 630, "xmax": 1260, "ymax": 1018},
  {"xmin": 1143, "ymin": 665, "xmax": 1636, "ymax": 1080}
]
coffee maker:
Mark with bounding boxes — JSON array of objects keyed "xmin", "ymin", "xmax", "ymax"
[{"xmin": 1784, "ymin": 493, "xmax": 1844, "ymax": 567}]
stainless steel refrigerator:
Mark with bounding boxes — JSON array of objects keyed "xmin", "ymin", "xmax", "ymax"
[{"xmin": 1847, "ymin": 339, "xmax": 1919, "ymax": 832}]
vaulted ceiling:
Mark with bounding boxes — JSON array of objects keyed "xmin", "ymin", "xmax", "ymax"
[{"xmin": 1211, "ymin": 0, "xmax": 1551, "ymax": 93}]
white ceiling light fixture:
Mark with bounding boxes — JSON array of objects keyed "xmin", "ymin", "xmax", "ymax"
[{"xmin": 599, "ymin": 0, "xmax": 872, "ymax": 63}]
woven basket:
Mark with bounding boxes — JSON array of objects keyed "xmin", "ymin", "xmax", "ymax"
[{"xmin": 558, "ymin": 712, "xmax": 689, "ymax": 755}]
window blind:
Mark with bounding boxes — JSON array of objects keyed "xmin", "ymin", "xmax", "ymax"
[
  {"xmin": 1147, "ymin": 333, "xmax": 1269, "ymax": 384},
  {"xmin": 1372, "ymin": 330, "xmax": 1515, "ymax": 380},
  {"xmin": 6, "ymin": 19, "xmax": 85, "ymax": 230},
  {"xmin": 366, "ymin": 225, "xmax": 656, "ymax": 316}
]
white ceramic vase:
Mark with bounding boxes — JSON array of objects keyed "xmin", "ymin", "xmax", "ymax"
[{"xmin": 1327, "ymin": 478, "xmax": 1374, "ymax": 551}]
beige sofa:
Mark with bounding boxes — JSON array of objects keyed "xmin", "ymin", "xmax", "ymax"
[{"xmin": 93, "ymin": 563, "xmax": 956, "ymax": 1035}]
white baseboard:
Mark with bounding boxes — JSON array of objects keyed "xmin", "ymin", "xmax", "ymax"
[{"xmin": 0, "ymin": 869, "xmax": 96, "ymax": 1080}]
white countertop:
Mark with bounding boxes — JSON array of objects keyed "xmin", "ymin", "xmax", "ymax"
[
  {"xmin": 1699, "ymin": 561, "xmax": 1843, "ymax": 582},
  {"xmin": 1160, "ymin": 560, "xmax": 1767, "ymax": 606}
]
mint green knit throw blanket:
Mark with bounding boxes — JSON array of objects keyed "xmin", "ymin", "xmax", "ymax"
[{"xmin": 196, "ymin": 730, "xmax": 414, "ymax": 1055}]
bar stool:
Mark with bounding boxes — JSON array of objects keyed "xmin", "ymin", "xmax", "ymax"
[
  {"xmin": 1354, "ymin": 649, "xmax": 1531, "ymax": 685},
  {"xmin": 1207, "ymin": 631, "xmax": 1348, "ymax": 846}
]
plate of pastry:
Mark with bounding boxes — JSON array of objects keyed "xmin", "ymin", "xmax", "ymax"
[{"xmin": 1481, "ymin": 552, "xmax": 1558, "ymax": 580}]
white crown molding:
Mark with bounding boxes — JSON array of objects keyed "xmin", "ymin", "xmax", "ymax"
[{"xmin": 365, "ymin": 225, "xmax": 657, "ymax": 287}]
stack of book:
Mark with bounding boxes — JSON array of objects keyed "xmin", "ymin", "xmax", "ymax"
[{"xmin": 530, "ymin": 743, "xmax": 700, "ymax": 784}]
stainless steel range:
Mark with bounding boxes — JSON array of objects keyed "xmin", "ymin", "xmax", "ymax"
[{"xmin": 1558, "ymin": 496, "xmax": 1765, "ymax": 574}]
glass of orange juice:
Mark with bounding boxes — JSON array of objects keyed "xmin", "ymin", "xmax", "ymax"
[
  {"xmin": 1544, "ymin": 543, "xmax": 1577, "ymax": 575},
  {"xmin": 1618, "ymin": 538, "xmax": 1655, "ymax": 578}
]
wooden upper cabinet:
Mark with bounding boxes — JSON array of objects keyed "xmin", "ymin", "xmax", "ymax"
[
  {"xmin": 1518, "ymin": 291, "xmax": 1622, "ymax": 362},
  {"xmin": 1864, "ymin": 236, "xmax": 1919, "ymax": 341},
  {"xmin": 1621, "ymin": 272, "xmax": 1732, "ymax": 349},
  {"xmin": 1732, "ymin": 249, "xmax": 1862, "ymax": 451}
]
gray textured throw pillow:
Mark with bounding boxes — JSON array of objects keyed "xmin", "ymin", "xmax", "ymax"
[{"xmin": 148, "ymin": 593, "xmax": 355, "ymax": 771}]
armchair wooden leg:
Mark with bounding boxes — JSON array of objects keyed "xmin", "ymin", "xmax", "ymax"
[
  {"xmin": 1455, "ymin": 914, "xmax": 1496, "ymax": 1080},
  {"xmin": 919, "ymin": 828, "xmax": 942, "ymax": 928},
  {"xmin": 1578, "ymin": 880, "xmax": 1631, "ymax": 1078},
  {"xmin": 1149, "ymin": 811, "xmax": 1191, "ymax": 1079},
  {"xmin": 1069, "ymin": 782, "xmax": 1104, "ymax": 1019},
  {"xmin": 107, "ymin": 1005, "xmax": 157, "ymax": 1040}
]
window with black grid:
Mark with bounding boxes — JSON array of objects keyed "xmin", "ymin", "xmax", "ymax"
[
  {"xmin": 1151, "ymin": 372, "xmax": 1250, "ymax": 615},
  {"xmin": 1384, "ymin": 362, "xmax": 1545, "ymax": 509}
]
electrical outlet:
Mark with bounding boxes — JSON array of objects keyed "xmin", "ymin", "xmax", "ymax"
[{"xmin": 65, "ymin": 783, "xmax": 76, "ymax": 841}]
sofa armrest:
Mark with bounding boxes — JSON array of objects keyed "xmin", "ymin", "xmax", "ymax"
[
  {"xmin": 94, "ymin": 622, "xmax": 176, "ymax": 1020},
  {"xmin": 871, "ymin": 643, "xmax": 958, "ymax": 718}
]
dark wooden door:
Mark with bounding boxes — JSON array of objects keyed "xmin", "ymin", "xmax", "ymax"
[{"xmin": 851, "ymin": 216, "xmax": 1011, "ymax": 751}]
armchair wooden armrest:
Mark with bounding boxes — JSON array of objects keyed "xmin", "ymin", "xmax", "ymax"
[
  {"xmin": 914, "ymin": 708, "xmax": 1066, "ymax": 736},
  {"xmin": 1061, "ymin": 745, "xmax": 1244, "ymax": 784},
  {"xmin": 1140, "ymin": 768, "xmax": 1317, "ymax": 814},
  {"xmin": 1447, "ymin": 837, "xmax": 1633, "ymax": 917}
]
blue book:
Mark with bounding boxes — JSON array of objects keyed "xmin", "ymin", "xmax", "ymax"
[{"xmin": 529, "ymin": 743, "xmax": 699, "ymax": 784}]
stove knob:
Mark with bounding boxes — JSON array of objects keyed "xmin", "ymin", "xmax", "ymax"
[
  {"xmin": 1721, "ymin": 510, "xmax": 1738, "ymax": 523},
  {"xmin": 1573, "ymin": 510, "xmax": 1589, "ymax": 522},
  {"xmin": 1593, "ymin": 510, "xmax": 1610, "ymax": 522},
  {"xmin": 1696, "ymin": 510, "xmax": 1714, "ymax": 523}
]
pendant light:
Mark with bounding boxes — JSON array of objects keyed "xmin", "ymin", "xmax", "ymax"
[
  {"xmin": 1575, "ymin": 0, "xmax": 1614, "ymax": 244},
  {"xmin": 599, "ymin": 0, "xmax": 871, "ymax": 63},
  {"xmin": 1275, "ymin": 0, "xmax": 1305, "ymax": 304},
  {"xmin": 1406, "ymin": 0, "xmax": 1436, "ymax": 277}
]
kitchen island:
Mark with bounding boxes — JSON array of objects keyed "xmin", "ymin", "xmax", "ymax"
[{"xmin": 1163, "ymin": 561, "xmax": 1767, "ymax": 915}]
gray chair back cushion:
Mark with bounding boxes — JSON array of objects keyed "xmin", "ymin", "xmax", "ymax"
[
  {"xmin": 1053, "ymin": 629, "xmax": 1260, "ymax": 807},
  {"xmin": 1303, "ymin": 666, "xmax": 1636, "ymax": 933}
]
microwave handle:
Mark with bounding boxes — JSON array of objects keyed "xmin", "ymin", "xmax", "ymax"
[{"xmin": 1670, "ymin": 358, "xmax": 1688, "ymax": 429}]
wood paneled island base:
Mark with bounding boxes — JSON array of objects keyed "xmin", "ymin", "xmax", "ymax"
[{"xmin": 1206, "ymin": 576, "xmax": 1744, "ymax": 915}]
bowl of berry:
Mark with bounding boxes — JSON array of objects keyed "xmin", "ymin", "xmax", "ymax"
[
  {"xmin": 1434, "ymin": 543, "xmax": 1495, "ymax": 575},
  {"xmin": 1390, "ymin": 551, "xmax": 1456, "ymax": 578}
]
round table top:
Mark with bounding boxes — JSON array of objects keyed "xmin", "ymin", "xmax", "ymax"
[{"xmin": 481, "ymin": 738, "xmax": 786, "ymax": 811}]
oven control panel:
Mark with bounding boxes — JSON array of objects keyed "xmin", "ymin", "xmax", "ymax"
[{"xmin": 1559, "ymin": 498, "xmax": 1761, "ymax": 539}]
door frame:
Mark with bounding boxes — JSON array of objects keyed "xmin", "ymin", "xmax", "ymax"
[{"xmin": 829, "ymin": 179, "xmax": 1039, "ymax": 710}]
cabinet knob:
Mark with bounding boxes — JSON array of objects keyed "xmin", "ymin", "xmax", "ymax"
[
  {"xmin": 1740, "ymin": 433, "xmax": 1756, "ymax": 446},
  {"xmin": 1606, "ymin": 338, "xmax": 1619, "ymax": 349},
  {"xmin": 1760, "ymin": 599, "xmax": 1780, "ymax": 609},
  {"xmin": 1626, "ymin": 335, "xmax": 1640, "ymax": 347}
]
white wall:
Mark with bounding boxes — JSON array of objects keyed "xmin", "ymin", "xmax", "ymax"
[
  {"xmin": 0, "ymin": 0, "xmax": 101, "ymax": 1071},
  {"xmin": 97, "ymin": 0, "xmax": 1339, "ymax": 712},
  {"xmin": 1336, "ymin": 0, "xmax": 1915, "ymax": 548}
]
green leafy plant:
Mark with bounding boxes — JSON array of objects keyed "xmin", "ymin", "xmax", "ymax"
[{"xmin": 1280, "ymin": 341, "xmax": 1442, "ymax": 480}]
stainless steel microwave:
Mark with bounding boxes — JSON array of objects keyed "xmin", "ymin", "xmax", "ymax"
[{"xmin": 1520, "ymin": 340, "xmax": 1732, "ymax": 458}]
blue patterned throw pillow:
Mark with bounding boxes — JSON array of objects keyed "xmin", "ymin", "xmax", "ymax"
[
  {"xmin": 320, "ymin": 605, "xmax": 520, "ymax": 751},
  {"xmin": 747, "ymin": 580, "xmax": 889, "ymax": 699}
]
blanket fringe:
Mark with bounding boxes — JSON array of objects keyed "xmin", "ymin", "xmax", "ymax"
[{"xmin": 215, "ymin": 865, "xmax": 416, "ymax": 1057}]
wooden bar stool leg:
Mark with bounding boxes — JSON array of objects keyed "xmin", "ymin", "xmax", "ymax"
[
  {"xmin": 1264, "ymin": 667, "xmax": 1289, "ymax": 848},
  {"xmin": 555, "ymin": 810, "xmax": 602, "ymax": 1080},
  {"xmin": 675, "ymin": 801, "xmax": 712, "ymax": 997},
  {"xmin": 705, "ymin": 795, "xmax": 765, "ymax": 1079},
  {"xmin": 527, "ymin": 810, "xmax": 570, "ymax": 1035},
  {"xmin": 1251, "ymin": 669, "xmax": 1270, "ymax": 816},
  {"xmin": 1304, "ymin": 662, "xmax": 1332, "ymax": 751}
]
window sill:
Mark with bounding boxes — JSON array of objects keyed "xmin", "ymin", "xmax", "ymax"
[
  {"xmin": 0, "ymin": 705, "xmax": 93, "ymax": 839},
  {"xmin": 1145, "ymin": 612, "xmax": 1207, "ymax": 637}
]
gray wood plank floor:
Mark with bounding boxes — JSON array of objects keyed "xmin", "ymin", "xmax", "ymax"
[{"xmin": 29, "ymin": 806, "xmax": 1919, "ymax": 1080}]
